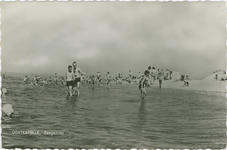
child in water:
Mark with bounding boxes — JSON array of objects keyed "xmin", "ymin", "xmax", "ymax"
[{"xmin": 139, "ymin": 70, "xmax": 150, "ymax": 101}]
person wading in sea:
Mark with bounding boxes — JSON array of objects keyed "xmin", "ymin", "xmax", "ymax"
[{"xmin": 72, "ymin": 61, "xmax": 86, "ymax": 97}]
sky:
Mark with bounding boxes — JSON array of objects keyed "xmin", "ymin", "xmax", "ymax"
[{"xmin": 1, "ymin": 2, "xmax": 226, "ymax": 79}]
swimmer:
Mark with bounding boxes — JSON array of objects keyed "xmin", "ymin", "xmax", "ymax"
[
  {"xmin": 165, "ymin": 69, "xmax": 172, "ymax": 80},
  {"xmin": 37, "ymin": 75, "xmax": 41, "ymax": 83},
  {"xmin": 157, "ymin": 71, "xmax": 168, "ymax": 89},
  {"xmin": 60, "ymin": 77, "xmax": 64, "ymax": 86},
  {"xmin": 157, "ymin": 74, "xmax": 163, "ymax": 89},
  {"xmin": 90, "ymin": 75, "xmax": 95, "ymax": 89},
  {"xmin": 147, "ymin": 66, "xmax": 152, "ymax": 86},
  {"xmin": 33, "ymin": 76, "xmax": 38, "ymax": 85},
  {"xmin": 23, "ymin": 76, "xmax": 29, "ymax": 83},
  {"xmin": 115, "ymin": 75, "xmax": 118, "ymax": 84},
  {"xmin": 151, "ymin": 67, "xmax": 157, "ymax": 84},
  {"xmin": 43, "ymin": 78, "xmax": 48, "ymax": 86},
  {"xmin": 66, "ymin": 65, "xmax": 74, "ymax": 97},
  {"xmin": 72, "ymin": 61, "xmax": 86, "ymax": 97},
  {"xmin": 183, "ymin": 75, "xmax": 190, "ymax": 86},
  {"xmin": 106, "ymin": 72, "xmax": 111, "ymax": 89},
  {"xmin": 54, "ymin": 74, "xmax": 58, "ymax": 86},
  {"xmin": 139, "ymin": 70, "xmax": 150, "ymax": 101},
  {"xmin": 117, "ymin": 73, "xmax": 122, "ymax": 84},
  {"xmin": 96, "ymin": 72, "xmax": 102, "ymax": 86},
  {"xmin": 128, "ymin": 70, "xmax": 132, "ymax": 83}
]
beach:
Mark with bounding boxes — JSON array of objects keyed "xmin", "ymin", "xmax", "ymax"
[
  {"xmin": 1, "ymin": 73, "xmax": 226, "ymax": 149},
  {"xmin": 160, "ymin": 80, "xmax": 226, "ymax": 93},
  {"xmin": 2, "ymin": 1, "xmax": 226, "ymax": 149}
]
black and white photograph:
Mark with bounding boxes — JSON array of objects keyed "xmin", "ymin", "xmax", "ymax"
[{"xmin": 1, "ymin": 1, "xmax": 226, "ymax": 149}]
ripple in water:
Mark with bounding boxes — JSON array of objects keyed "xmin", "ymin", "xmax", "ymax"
[{"xmin": 1, "ymin": 77, "xmax": 226, "ymax": 149}]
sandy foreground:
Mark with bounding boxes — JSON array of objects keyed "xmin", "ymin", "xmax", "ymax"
[{"xmin": 159, "ymin": 80, "xmax": 227, "ymax": 93}]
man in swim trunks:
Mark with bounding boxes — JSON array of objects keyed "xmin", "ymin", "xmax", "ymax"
[
  {"xmin": 72, "ymin": 61, "xmax": 86, "ymax": 97},
  {"xmin": 66, "ymin": 65, "xmax": 74, "ymax": 97}
]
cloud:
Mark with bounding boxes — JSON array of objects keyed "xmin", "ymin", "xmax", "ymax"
[
  {"xmin": 72, "ymin": 48, "xmax": 100, "ymax": 60},
  {"xmin": 11, "ymin": 56, "xmax": 49, "ymax": 67},
  {"xmin": 1, "ymin": 2, "xmax": 226, "ymax": 79}
]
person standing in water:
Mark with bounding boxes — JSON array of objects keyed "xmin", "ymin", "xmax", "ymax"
[
  {"xmin": 157, "ymin": 71, "xmax": 163, "ymax": 89},
  {"xmin": 138, "ymin": 70, "xmax": 150, "ymax": 101},
  {"xmin": 72, "ymin": 61, "xmax": 86, "ymax": 97},
  {"xmin": 96, "ymin": 71, "xmax": 102, "ymax": 86},
  {"xmin": 151, "ymin": 67, "xmax": 157, "ymax": 84},
  {"xmin": 147, "ymin": 66, "xmax": 152, "ymax": 86},
  {"xmin": 157, "ymin": 70, "xmax": 168, "ymax": 89},
  {"xmin": 106, "ymin": 72, "xmax": 111, "ymax": 89},
  {"xmin": 128, "ymin": 70, "xmax": 132, "ymax": 82},
  {"xmin": 60, "ymin": 77, "xmax": 64, "ymax": 86},
  {"xmin": 54, "ymin": 73, "xmax": 58, "ymax": 86},
  {"xmin": 66, "ymin": 65, "xmax": 74, "ymax": 97}
]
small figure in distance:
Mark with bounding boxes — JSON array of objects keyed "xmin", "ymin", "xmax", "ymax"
[
  {"xmin": 106, "ymin": 72, "xmax": 111, "ymax": 89},
  {"xmin": 138, "ymin": 70, "xmax": 150, "ymax": 101}
]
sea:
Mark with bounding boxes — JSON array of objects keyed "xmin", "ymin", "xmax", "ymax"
[{"xmin": 1, "ymin": 72, "xmax": 226, "ymax": 149}]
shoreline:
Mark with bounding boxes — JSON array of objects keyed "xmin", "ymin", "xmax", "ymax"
[
  {"xmin": 157, "ymin": 80, "xmax": 226, "ymax": 93},
  {"xmin": 2, "ymin": 74, "xmax": 226, "ymax": 93},
  {"xmin": 119, "ymin": 80, "xmax": 226, "ymax": 93},
  {"xmin": 110, "ymin": 79, "xmax": 226, "ymax": 93}
]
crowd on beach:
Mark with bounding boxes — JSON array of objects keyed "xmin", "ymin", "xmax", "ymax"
[
  {"xmin": 23, "ymin": 73, "xmax": 65, "ymax": 87},
  {"xmin": 5, "ymin": 62, "xmax": 178, "ymax": 101},
  {"xmin": 2, "ymin": 62, "xmax": 177, "ymax": 99},
  {"xmin": 213, "ymin": 70, "xmax": 227, "ymax": 81},
  {"xmin": 1, "ymin": 62, "xmax": 175, "ymax": 118},
  {"xmin": 2, "ymin": 61, "xmax": 227, "ymax": 119}
]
